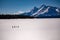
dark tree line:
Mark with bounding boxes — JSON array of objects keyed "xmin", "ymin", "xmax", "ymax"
[{"xmin": 0, "ymin": 14, "xmax": 60, "ymax": 19}]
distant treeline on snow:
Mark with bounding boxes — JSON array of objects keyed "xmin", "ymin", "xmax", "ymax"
[{"xmin": 0, "ymin": 14, "xmax": 60, "ymax": 19}]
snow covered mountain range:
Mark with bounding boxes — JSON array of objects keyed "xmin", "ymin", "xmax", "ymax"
[{"xmin": 20, "ymin": 4, "xmax": 60, "ymax": 18}]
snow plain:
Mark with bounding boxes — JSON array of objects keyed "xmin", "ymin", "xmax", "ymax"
[{"xmin": 0, "ymin": 18, "xmax": 60, "ymax": 40}]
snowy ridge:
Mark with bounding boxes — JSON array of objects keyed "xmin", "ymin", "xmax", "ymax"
[
  {"xmin": 31, "ymin": 6, "xmax": 44, "ymax": 16},
  {"xmin": 33, "ymin": 7, "xmax": 50, "ymax": 17}
]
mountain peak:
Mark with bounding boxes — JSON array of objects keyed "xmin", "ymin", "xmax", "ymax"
[{"xmin": 30, "ymin": 6, "xmax": 38, "ymax": 13}]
